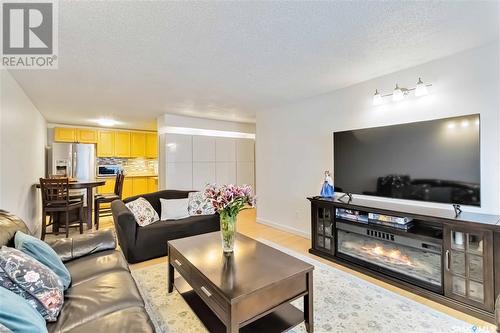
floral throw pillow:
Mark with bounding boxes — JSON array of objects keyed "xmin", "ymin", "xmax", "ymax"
[
  {"xmin": 0, "ymin": 246, "xmax": 64, "ymax": 322},
  {"xmin": 188, "ymin": 191, "xmax": 216, "ymax": 216},
  {"xmin": 126, "ymin": 197, "xmax": 159, "ymax": 227}
]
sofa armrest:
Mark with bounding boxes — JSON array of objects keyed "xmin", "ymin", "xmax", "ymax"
[
  {"xmin": 111, "ymin": 200, "xmax": 138, "ymax": 258},
  {"xmin": 46, "ymin": 229, "xmax": 116, "ymax": 262}
]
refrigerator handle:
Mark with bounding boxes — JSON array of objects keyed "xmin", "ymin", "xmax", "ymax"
[{"xmin": 72, "ymin": 145, "xmax": 77, "ymax": 179}]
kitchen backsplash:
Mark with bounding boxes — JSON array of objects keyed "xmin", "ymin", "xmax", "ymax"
[{"xmin": 97, "ymin": 157, "xmax": 158, "ymax": 175}]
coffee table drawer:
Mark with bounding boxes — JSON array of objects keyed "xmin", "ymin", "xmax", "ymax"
[
  {"xmin": 192, "ymin": 273, "xmax": 229, "ymax": 322},
  {"xmin": 169, "ymin": 247, "xmax": 191, "ymax": 278}
]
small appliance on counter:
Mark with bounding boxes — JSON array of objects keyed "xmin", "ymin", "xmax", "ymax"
[{"xmin": 97, "ymin": 165, "xmax": 123, "ymax": 177}]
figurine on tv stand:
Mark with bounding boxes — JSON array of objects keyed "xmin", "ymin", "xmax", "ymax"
[{"xmin": 320, "ymin": 170, "xmax": 335, "ymax": 198}]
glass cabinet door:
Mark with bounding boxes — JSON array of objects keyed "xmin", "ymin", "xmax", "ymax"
[
  {"xmin": 314, "ymin": 205, "xmax": 334, "ymax": 254},
  {"xmin": 444, "ymin": 228, "xmax": 493, "ymax": 311}
]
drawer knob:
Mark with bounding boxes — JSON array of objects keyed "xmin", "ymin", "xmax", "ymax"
[
  {"xmin": 174, "ymin": 259, "xmax": 182, "ymax": 267},
  {"xmin": 201, "ymin": 286, "xmax": 212, "ymax": 297}
]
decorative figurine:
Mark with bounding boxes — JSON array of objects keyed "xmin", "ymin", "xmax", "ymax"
[{"xmin": 320, "ymin": 170, "xmax": 335, "ymax": 198}]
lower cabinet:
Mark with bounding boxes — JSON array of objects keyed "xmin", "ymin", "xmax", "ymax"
[
  {"xmin": 312, "ymin": 203, "xmax": 335, "ymax": 255},
  {"xmin": 443, "ymin": 226, "xmax": 494, "ymax": 311},
  {"xmin": 132, "ymin": 177, "xmax": 149, "ymax": 196}
]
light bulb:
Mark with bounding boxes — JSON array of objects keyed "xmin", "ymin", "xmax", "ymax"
[
  {"xmin": 392, "ymin": 84, "xmax": 404, "ymax": 101},
  {"xmin": 96, "ymin": 118, "xmax": 117, "ymax": 127},
  {"xmin": 373, "ymin": 89, "xmax": 383, "ymax": 106},
  {"xmin": 415, "ymin": 78, "xmax": 428, "ymax": 97}
]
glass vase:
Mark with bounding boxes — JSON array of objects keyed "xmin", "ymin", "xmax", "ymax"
[{"xmin": 220, "ymin": 212, "xmax": 237, "ymax": 253}]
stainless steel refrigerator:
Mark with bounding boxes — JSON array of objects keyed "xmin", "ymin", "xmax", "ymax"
[
  {"xmin": 48, "ymin": 143, "xmax": 96, "ymax": 179},
  {"xmin": 47, "ymin": 143, "xmax": 96, "ymax": 204}
]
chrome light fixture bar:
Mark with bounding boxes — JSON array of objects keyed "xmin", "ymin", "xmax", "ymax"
[{"xmin": 373, "ymin": 78, "xmax": 432, "ymax": 105}]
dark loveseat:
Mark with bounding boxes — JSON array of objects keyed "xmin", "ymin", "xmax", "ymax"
[
  {"xmin": 111, "ymin": 190, "xmax": 219, "ymax": 263},
  {"xmin": 0, "ymin": 210, "xmax": 155, "ymax": 333}
]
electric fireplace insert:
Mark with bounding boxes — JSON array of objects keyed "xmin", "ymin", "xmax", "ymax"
[{"xmin": 336, "ymin": 221, "xmax": 443, "ymax": 293}]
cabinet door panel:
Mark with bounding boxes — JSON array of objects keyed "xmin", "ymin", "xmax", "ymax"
[
  {"xmin": 236, "ymin": 139, "xmax": 254, "ymax": 162},
  {"xmin": 132, "ymin": 177, "xmax": 148, "ymax": 196},
  {"xmin": 130, "ymin": 132, "xmax": 146, "ymax": 157},
  {"xmin": 193, "ymin": 162, "xmax": 216, "ymax": 190},
  {"xmin": 216, "ymin": 162, "xmax": 236, "ymax": 185},
  {"xmin": 146, "ymin": 133, "xmax": 158, "ymax": 158},
  {"xmin": 166, "ymin": 162, "xmax": 192, "ymax": 190},
  {"xmin": 114, "ymin": 132, "xmax": 131, "ymax": 157},
  {"xmin": 215, "ymin": 138, "xmax": 236, "ymax": 162},
  {"xmin": 122, "ymin": 178, "xmax": 133, "ymax": 199},
  {"xmin": 193, "ymin": 136, "xmax": 215, "ymax": 162},
  {"xmin": 54, "ymin": 128, "xmax": 76, "ymax": 142},
  {"xmin": 166, "ymin": 134, "xmax": 192, "ymax": 163},
  {"xmin": 97, "ymin": 130, "xmax": 115, "ymax": 157},
  {"xmin": 148, "ymin": 177, "xmax": 158, "ymax": 193},
  {"xmin": 77, "ymin": 129, "xmax": 97, "ymax": 143}
]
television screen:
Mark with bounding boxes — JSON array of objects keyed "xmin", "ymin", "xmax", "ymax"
[{"xmin": 333, "ymin": 114, "xmax": 480, "ymax": 206}]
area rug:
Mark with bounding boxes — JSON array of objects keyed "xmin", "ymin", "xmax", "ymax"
[{"xmin": 131, "ymin": 239, "xmax": 494, "ymax": 333}]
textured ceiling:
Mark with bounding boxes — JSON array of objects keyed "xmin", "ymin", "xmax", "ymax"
[{"xmin": 8, "ymin": 1, "xmax": 499, "ymax": 130}]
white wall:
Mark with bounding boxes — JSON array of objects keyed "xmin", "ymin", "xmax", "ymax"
[
  {"xmin": 0, "ymin": 70, "xmax": 47, "ymax": 234},
  {"xmin": 256, "ymin": 44, "xmax": 500, "ymax": 238}
]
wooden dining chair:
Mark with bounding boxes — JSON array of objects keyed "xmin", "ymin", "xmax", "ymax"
[
  {"xmin": 39, "ymin": 178, "xmax": 84, "ymax": 240},
  {"xmin": 94, "ymin": 173, "xmax": 125, "ymax": 230}
]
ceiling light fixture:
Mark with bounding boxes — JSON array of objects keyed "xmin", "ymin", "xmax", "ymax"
[
  {"xmin": 373, "ymin": 77, "xmax": 432, "ymax": 105},
  {"xmin": 96, "ymin": 118, "xmax": 117, "ymax": 127}
]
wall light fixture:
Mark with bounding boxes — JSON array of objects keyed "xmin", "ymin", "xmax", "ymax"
[{"xmin": 373, "ymin": 77, "xmax": 432, "ymax": 105}]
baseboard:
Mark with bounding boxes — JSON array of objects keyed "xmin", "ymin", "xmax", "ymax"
[{"xmin": 256, "ymin": 218, "xmax": 311, "ymax": 239}]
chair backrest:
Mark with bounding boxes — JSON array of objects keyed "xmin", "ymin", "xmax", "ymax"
[
  {"xmin": 114, "ymin": 173, "xmax": 125, "ymax": 198},
  {"xmin": 39, "ymin": 178, "xmax": 70, "ymax": 206}
]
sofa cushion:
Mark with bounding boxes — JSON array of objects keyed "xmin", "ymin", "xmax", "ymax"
[
  {"xmin": 15, "ymin": 231, "xmax": 71, "ymax": 290},
  {"xmin": 65, "ymin": 250, "xmax": 129, "ymax": 286},
  {"xmin": 188, "ymin": 191, "xmax": 215, "ymax": 216},
  {"xmin": 0, "ymin": 247, "xmax": 64, "ymax": 321},
  {"xmin": 126, "ymin": 197, "xmax": 159, "ymax": 227},
  {"xmin": 48, "ymin": 271, "xmax": 144, "ymax": 332},
  {"xmin": 160, "ymin": 198, "xmax": 190, "ymax": 220},
  {"xmin": 53, "ymin": 307, "xmax": 154, "ymax": 333},
  {"xmin": 0, "ymin": 287, "xmax": 47, "ymax": 333}
]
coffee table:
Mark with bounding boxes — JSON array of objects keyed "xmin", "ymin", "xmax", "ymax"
[{"xmin": 167, "ymin": 232, "xmax": 314, "ymax": 333}]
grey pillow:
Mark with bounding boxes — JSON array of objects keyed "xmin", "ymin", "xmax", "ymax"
[{"xmin": 0, "ymin": 247, "xmax": 64, "ymax": 321}]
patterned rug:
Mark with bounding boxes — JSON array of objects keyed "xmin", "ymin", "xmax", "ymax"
[{"xmin": 131, "ymin": 239, "xmax": 494, "ymax": 333}]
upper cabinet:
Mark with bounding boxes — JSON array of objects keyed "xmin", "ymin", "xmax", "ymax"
[
  {"xmin": 114, "ymin": 131, "xmax": 131, "ymax": 157},
  {"xmin": 77, "ymin": 129, "xmax": 97, "ymax": 143},
  {"xmin": 54, "ymin": 127, "xmax": 157, "ymax": 159},
  {"xmin": 131, "ymin": 132, "xmax": 146, "ymax": 157},
  {"xmin": 145, "ymin": 133, "xmax": 158, "ymax": 158},
  {"xmin": 146, "ymin": 133, "xmax": 158, "ymax": 158},
  {"xmin": 97, "ymin": 130, "xmax": 115, "ymax": 157},
  {"xmin": 54, "ymin": 128, "xmax": 76, "ymax": 142}
]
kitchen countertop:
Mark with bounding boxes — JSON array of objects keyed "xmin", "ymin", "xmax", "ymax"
[{"xmin": 97, "ymin": 174, "xmax": 158, "ymax": 178}]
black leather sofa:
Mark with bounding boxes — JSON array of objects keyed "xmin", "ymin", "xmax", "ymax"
[
  {"xmin": 111, "ymin": 190, "xmax": 219, "ymax": 263},
  {"xmin": 0, "ymin": 210, "xmax": 155, "ymax": 333}
]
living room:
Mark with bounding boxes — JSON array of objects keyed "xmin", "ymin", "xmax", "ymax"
[{"xmin": 1, "ymin": 1, "xmax": 500, "ymax": 333}]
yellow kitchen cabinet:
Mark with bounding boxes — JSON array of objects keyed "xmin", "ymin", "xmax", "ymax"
[
  {"xmin": 97, "ymin": 178, "xmax": 116, "ymax": 194},
  {"xmin": 54, "ymin": 127, "xmax": 76, "ymax": 142},
  {"xmin": 122, "ymin": 178, "xmax": 134, "ymax": 199},
  {"xmin": 145, "ymin": 133, "xmax": 158, "ymax": 158},
  {"xmin": 77, "ymin": 128, "xmax": 97, "ymax": 143},
  {"xmin": 130, "ymin": 132, "xmax": 146, "ymax": 157},
  {"xmin": 97, "ymin": 130, "xmax": 115, "ymax": 157},
  {"xmin": 114, "ymin": 132, "xmax": 131, "ymax": 157},
  {"xmin": 148, "ymin": 177, "xmax": 158, "ymax": 193},
  {"xmin": 132, "ymin": 177, "xmax": 149, "ymax": 196}
]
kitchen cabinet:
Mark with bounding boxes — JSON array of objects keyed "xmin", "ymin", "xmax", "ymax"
[
  {"xmin": 77, "ymin": 129, "xmax": 97, "ymax": 143},
  {"xmin": 97, "ymin": 130, "xmax": 115, "ymax": 157},
  {"xmin": 97, "ymin": 178, "xmax": 116, "ymax": 194},
  {"xmin": 54, "ymin": 128, "xmax": 76, "ymax": 142},
  {"xmin": 132, "ymin": 177, "xmax": 149, "ymax": 196},
  {"xmin": 444, "ymin": 226, "xmax": 494, "ymax": 311},
  {"xmin": 148, "ymin": 177, "xmax": 158, "ymax": 193},
  {"xmin": 122, "ymin": 178, "xmax": 134, "ymax": 199},
  {"xmin": 131, "ymin": 132, "xmax": 146, "ymax": 157},
  {"xmin": 114, "ymin": 132, "xmax": 131, "ymax": 157},
  {"xmin": 146, "ymin": 133, "xmax": 158, "ymax": 158}
]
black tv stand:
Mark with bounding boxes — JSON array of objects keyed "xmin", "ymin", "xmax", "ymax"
[{"xmin": 307, "ymin": 196, "xmax": 500, "ymax": 323}]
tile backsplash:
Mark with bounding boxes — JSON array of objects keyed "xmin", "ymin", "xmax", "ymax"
[{"xmin": 97, "ymin": 157, "xmax": 158, "ymax": 175}]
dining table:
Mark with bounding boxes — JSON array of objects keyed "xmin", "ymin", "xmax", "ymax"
[{"xmin": 35, "ymin": 179, "xmax": 106, "ymax": 229}]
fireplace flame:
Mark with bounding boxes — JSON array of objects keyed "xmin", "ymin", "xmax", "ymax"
[{"xmin": 361, "ymin": 245, "xmax": 415, "ymax": 267}]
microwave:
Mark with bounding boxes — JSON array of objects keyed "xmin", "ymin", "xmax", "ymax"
[{"xmin": 98, "ymin": 165, "xmax": 122, "ymax": 177}]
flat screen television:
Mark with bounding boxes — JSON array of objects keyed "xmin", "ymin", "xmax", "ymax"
[{"xmin": 333, "ymin": 114, "xmax": 480, "ymax": 206}]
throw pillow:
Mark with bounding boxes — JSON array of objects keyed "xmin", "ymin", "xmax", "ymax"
[
  {"xmin": 14, "ymin": 231, "xmax": 71, "ymax": 290},
  {"xmin": 160, "ymin": 198, "xmax": 190, "ymax": 220},
  {"xmin": 0, "ymin": 247, "xmax": 64, "ymax": 322},
  {"xmin": 188, "ymin": 191, "xmax": 215, "ymax": 216},
  {"xmin": 126, "ymin": 197, "xmax": 159, "ymax": 227},
  {"xmin": 0, "ymin": 287, "xmax": 47, "ymax": 333}
]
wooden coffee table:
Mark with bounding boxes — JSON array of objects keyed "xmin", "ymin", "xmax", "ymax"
[{"xmin": 167, "ymin": 232, "xmax": 314, "ymax": 333}]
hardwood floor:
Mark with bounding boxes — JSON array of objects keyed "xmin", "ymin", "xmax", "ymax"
[{"xmin": 88, "ymin": 210, "xmax": 495, "ymax": 330}]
